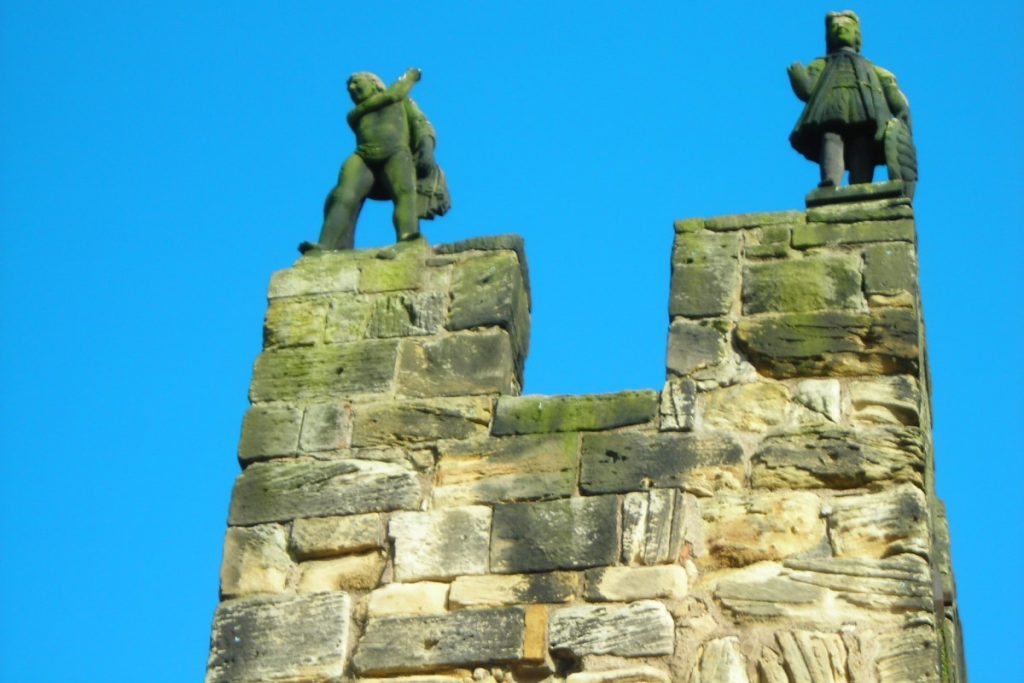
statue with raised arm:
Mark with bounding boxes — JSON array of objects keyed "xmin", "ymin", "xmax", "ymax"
[
  {"xmin": 788, "ymin": 11, "xmax": 917, "ymax": 196},
  {"xmin": 300, "ymin": 68, "xmax": 450, "ymax": 253}
]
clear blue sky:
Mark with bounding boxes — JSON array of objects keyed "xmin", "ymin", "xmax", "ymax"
[{"xmin": 2, "ymin": 2, "xmax": 1020, "ymax": 681}]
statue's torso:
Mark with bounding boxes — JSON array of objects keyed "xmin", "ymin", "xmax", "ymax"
[{"xmin": 352, "ymin": 101, "xmax": 410, "ymax": 162}]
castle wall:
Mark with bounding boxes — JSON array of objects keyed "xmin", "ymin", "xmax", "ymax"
[{"xmin": 205, "ymin": 184, "xmax": 963, "ymax": 682}]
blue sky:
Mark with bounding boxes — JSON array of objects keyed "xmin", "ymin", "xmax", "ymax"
[{"xmin": 1, "ymin": 2, "xmax": 1020, "ymax": 681}]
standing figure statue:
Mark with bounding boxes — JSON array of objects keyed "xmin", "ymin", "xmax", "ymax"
[
  {"xmin": 788, "ymin": 11, "xmax": 917, "ymax": 196},
  {"xmin": 300, "ymin": 68, "xmax": 450, "ymax": 253}
]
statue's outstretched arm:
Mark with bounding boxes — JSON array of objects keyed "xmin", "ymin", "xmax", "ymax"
[
  {"xmin": 788, "ymin": 58, "xmax": 824, "ymax": 101},
  {"xmin": 348, "ymin": 68, "xmax": 422, "ymax": 124}
]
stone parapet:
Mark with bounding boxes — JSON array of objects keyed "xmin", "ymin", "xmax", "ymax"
[{"xmin": 206, "ymin": 198, "xmax": 964, "ymax": 682}]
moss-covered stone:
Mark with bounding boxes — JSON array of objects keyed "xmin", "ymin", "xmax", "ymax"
[
  {"xmin": 580, "ymin": 432, "xmax": 743, "ymax": 494},
  {"xmin": 351, "ymin": 397, "xmax": 492, "ymax": 447},
  {"xmin": 490, "ymin": 496, "xmax": 619, "ymax": 572},
  {"xmin": 742, "ymin": 255, "xmax": 862, "ymax": 314},
  {"xmin": 673, "ymin": 217, "xmax": 704, "ymax": 233},
  {"xmin": 365, "ymin": 292, "xmax": 447, "ymax": 338},
  {"xmin": 793, "ymin": 219, "xmax": 915, "ymax": 248},
  {"xmin": 396, "ymin": 330, "xmax": 517, "ymax": 397},
  {"xmin": 249, "ymin": 339, "xmax": 399, "ymax": 402},
  {"xmin": 674, "ymin": 231, "xmax": 742, "ymax": 263},
  {"xmin": 864, "ymin": 242, "xmax": 916, "ymax": 296},
  {"xmin": 238, "ymin": 404, "xmax": 302, "ymax": 463},
  {"xmin": 804, "ymin": 179, "xmax": 908, "ymax": 207},
  {"xmin": 491, "ymin": 391, "xmax": 657, "ymax": 435},
  {"xmin": 263, "ymin": 297, "xmax": 329, "ymax": 348},
  {"xmin": 806, "ymin": 196, "xmax": 913, "ymax": 224},
  {"xmin": 704, "ymin": 210, "xmax": 804, "ymax": 232},
  {"xmin": 434, "ymin": 233, "xmax": 530, "ymax": 305},
  {"xmin": 434, "ymin": 433, "xmax": 579, "ymax": 506},
  {"xmin": 358, "ymin": 245, "xmax": 428, "ymax": 293},
  {"xmin": 665, "ymin": 318, "xmax": 731, "ymax": 377},
  {"xmin": 298, "ymin": 401, "xmax": 352, "ymax": 452},
  {"xmin": 323, "ymin": 295, "xmax": 374, "ymax": 342},
  {"xmin": 735, "ymin": 309, "xmax": 918, "ymax": 378},
  {"xmin": 669, "ymin": 260, "xmax": 739, "ymax": 318},
  {"xmin": 268, "ymin": 256, "xmax": 359, "ymax": 299}
]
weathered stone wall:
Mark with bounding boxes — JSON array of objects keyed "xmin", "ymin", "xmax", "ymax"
[{"xmin": 206, "ymin": 183, "xmax": 964, "ymax": 682}]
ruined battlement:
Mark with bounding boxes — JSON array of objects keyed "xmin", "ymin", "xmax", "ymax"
[{"xmin": 205, "ymin": 182, "xmax": 964, "ymax": 683}]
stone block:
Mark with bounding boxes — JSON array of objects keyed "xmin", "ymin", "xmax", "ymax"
[
  {"xmin": 250, "ymin": 340, "xmax": 399, "ymax": 402},
  {"xmin": 792, "ymin": 378, "xmax": 842, "ymax": 423},
  {"xmin": 365, "ymin": 291, "xmax": 448, "ymax": 338},
  {"xmin": 353, "ymin": 608, "xmax": 527, "ymax": 675},
  {"xmin": 492, "ymin": 391, "xmax": 657, "ymax": 435},
  {"xmin": 689, "ymin": 636, "xmax": 749, "ymax": 683},
  {"xmin": 368, "ymin": 582, "xmax": 450, "ymax": 617},
  {"xmin": 783, "ymin": 555, "xmax": 934, "ymax": 614},
  {"xmin": 828, "ymin": 484, "xmax": 929, "ymax": 559},
  {"xmin": 864, "ymin": 243, "xmax": 916, "ymax": 296},
  {"xmin": 742, "ymin": 256, "xmax": 862, "ymax": 314},
  {"xmin": 297, "ymin": 552, "xmax": 386, "ymax": 592},
  {"xmin": 700, "ymin": 382, "xmax": 813, "ymax": 432},
  {"xmin": 580, "ymin": 432, "xmax": 743, "ymax": 495},
  {"xmin": 351, "ymin": 397, "xmax": 493, "ymax": 447},
  {"xmin": 669, "ymin": 261, "xmax": 739, "ymax": 318},
  {"xmin": 206, "ymin": 592, "xmax": 350, "ymax": 683},
  {"xmin": 584, "ymin": 565, "xmax": 688, "ymax": 601},
  {"xmin": 805, "ymin": 195, "xmax": 913, "ymax": 222},
  {"xmin": 268, "ymin": 256, "xmax": 359, "ymax": 299},
  {"xmin": 397, "ymin": 331, "xmax": 516, "ymax": 397},
  {"xmin": 876, "ymin": 624, "xmax": 942, "ymax": 683},
  {"xmin": 490, "ymin": 496, "xmax": 619, "ymax": 573},
  {"xmin": 289, "ymin": 513, "xmax": 385, "ymax": 560},
  {"xmin": 665, "ymin": 319, "xmax": 730, "ymax": 377},
  {"xmin": 804, "ymin": 180, "xmax": 909, "ymax": 207},
  {"xmin": 549, "ymin": 601, "xmax": 674, "ymax": 657},
  {"xmin": 751, "ymin": 426, "xmax": 925, "ymax": 490},
  {"xmin": 701, "ymin": 491, "xmax": 825, "ymax": 567},
  {"xmin": 735, "ymin": 309, "xmax": 918, "ymax": 379},
  {"xmin": 674, "ymin": 231, "xmax": 742, "ymax": 263},
  {"xmin": 704, "ymin": 210, "xmax": 803, "ymax": 231},
  {"xmin": 390, "ymin": 507, "xmax": 493, "ymax": 581},
  {"xmin": 566, "ymin": 667, "xmax": 671, "ymax": 683},
  {"xmin": 674, "ymin": 218, "xmax": 705, "ymax": 233},
  {"xmin": 849, "ymin": 375, "xmax": 921, "ymax": 426},
  {"xmin": 220, "ymin": 524, "xmax": 293, "ymax": 598},
  {"xmin": 792, "ymin": 219, "xmax": 915, "ymax": 248},
  {"xmin": 620, "ymin": 489, "xmax": 696, "ymax": 565},
  {"xmin": 658, "ymin": 378, "xmax": 696, "ymax": 431},
  {"xmin": 448, "ymin": 250, "xmax": 530, "ymax": 365},
  {"xmin": 299, "ymin": 401, "xmax": 352, "ymax": 452},
  {"xmin": 434, "ymin": 433, "xmax": 578, "ymax": 507},
  {"xmin": 449, "ymin": 572, "xmax": 579, "ymax": 608},
  {"xmin": 715, "ymin": 573, "xmax": 826, "ymax": 618},
  {"xmin": 228, "ymin": 458, "xmax": 421, "ymax": 525},
  {"xmin": 757, "ymin": 631, "xmax": 850, "ymax": 683},
  {"xmin": 238, "ymin": 404, "xmax": 302, "ymax": 463},
  {"xmin": 263, "ymin": 297, "xmax": 329, "ymax": 347},
  {"xmin": 434, "ymin": 234, "xmax": 531, "ymax": 306},
  {"xmin": 358, "ymin": 248, "xmax": 427, "ymax": 293}
]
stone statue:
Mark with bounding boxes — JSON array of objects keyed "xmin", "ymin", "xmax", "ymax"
[
  {"xmin": 788, "ymin": 11, "xmax": 917, "ymax": 195},
  {"xmin": 300, "ymin": 68, "xmax": 450, "ymax": 253}
]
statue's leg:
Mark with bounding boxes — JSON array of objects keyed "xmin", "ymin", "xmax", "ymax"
[
  {"xmin": 819, "ymin": 132, "xmax": 844, "ymax": 187},
  {"xmin": 846, "ymin": 135, "xmax": 875, "ymax": 185},
  {"xmin": 381, "ymin": 150, "xmax": 420, "ymax": 242},
  {"xmin": 319, "ymin": 155, "xmax": 374, "ymax": 249}
]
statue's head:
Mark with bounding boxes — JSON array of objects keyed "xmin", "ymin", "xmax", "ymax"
[
  {"xmin": 347, "ymin": 72, "xmax": 386, "ymax": 103},
  {"xmin": 825, "ymin": 10, "xmax": 862, "ymax": 53}
]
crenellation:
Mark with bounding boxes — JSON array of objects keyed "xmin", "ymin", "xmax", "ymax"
[{"xmin": 206, "ymin": 198, "xmax": 962, "ymax": 682}]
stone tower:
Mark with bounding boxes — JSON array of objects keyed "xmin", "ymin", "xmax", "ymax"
[{"xmin": 204, "ymin": 182, "xmax": 965, "ymax": 682}]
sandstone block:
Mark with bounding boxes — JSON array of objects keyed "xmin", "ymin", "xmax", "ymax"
[
  {"xmin": 805, "ymin": 195, "xmax": 913, "ymax": 223},
  {"xmin": 206, "ymin": 592, "xmax": 350, "ymax": 683},
  {"xmin": 353, "ymin": 608, "xmax": 527, "ymax": 675},
  {"xmin": 358, "ymin": 248, "xmax": 427, "ymax": 293},
  {"xmin": 674, "ymin": 231, "xmax": 742, "ymax": 263},
  {"xmin": 701, "ymin": 491, "xmax": 825, "ymax": 567},
  {"xmin": 228, "ymin": 458, "xmax": 421, "ymax": 525},
  {"xmin": 658, "ymin": 377, "xmax": 696, "ymax": 431},
  {"xmin": 580, "ymin": 432, "xmax": 743, "ymax": 495},
  {"xmin": 566, "ymin": 667, "xmax": 671, "ymax": 683},
  {"xmin": 397, "ymin": 331, "xmax": 516, "ymax": 397},
  {"xmin": 689, "ymin": 636, "xmax": 749, "ymax": 683},
  {"xmin": 250, "ymin": 339, "xmax": 399, "ymax": 402},
  {"xmin": 735, "ymin": 309, "xmax": 918, "ymax": 379},
  {"xmin": 366, "ymin": 291, "xmax": 447, "ymax": 338},
  {"xmin": 620, "ymin": 489, "xmax": 699, "ymax": 565},
  {"xmin": 368, "ymin": 582, "xmax": 450, "ymax": 617},
  {"xmin": 876, "ymin": 625, "xmax": 942, "ymax": 683},
  {"xmin": 238, "ymin": 404, "xmax": 302, "ymax": 463},
  {"xmin": 742, "ymin": 256, "xmax": 862, "ymax": 314},
  {"xmin": 665, "ymin": 319, "xmax": 730, "ymax": 377},
  {"xmin": 864, "ymin": 243, "xmax": 916, "ymax": 296},
  {"xmin": 434, "ymin": 433, "xmax": 578, "ymax": 507},
  {"xmin": 751, "ymin": 426, "xmax": 925, "ymax": 490},
  {"xmin": 491, "ymin": 391, "xmax": 657, "ymax": 435},
  {"xmin": 669, "ymin": 261, "xmax": 738, "ymax": 318},
  {"xmin": 828, "ymin": 484, "xmax": 929, "ymax": 559},
  {"xmin": 289, "ymin": 513, "xmax": 385, "ymax": 560},
  {"xmin": 263, "ymin": 297, "xmax": 329, "ymax": 347},
  {"xmin": 268, "ymin": 257, "xmax": 359, "ymax": 298},
  {"xmin": 351, "ymin": 397, "xmax": 492, "ymax": 447},
  {"xmin": 700, "ymin": 382, "xmax": 815, "ymax": 432},
  {"xmin": 220, "ymin": 524, "xmax": 292, "ymax": 598},
  {"xmin": 491, "ymin": 496, "xmax": 618, "ymax": 573},
  {"xmin": 449, "ymin": 572, "xmax": 579, "ymax": 608},
  {"xmin": 849, "ymin": 375, "xmax": 920, "ymax": 426},
  {"xmin": 299, "ymin": 401, "xmax": 352, "ymax": 452},
  {"xmin": 793, "ymin": 379, "xmax": 842, "ymax": 423},
  {"xmin": 792, "ymin": 219, "xmax": 915, "ymax": 248},
  {"xmin": 549, "ymin": 601, "xmax": 674, "ymax": 657},
  {"xmin": 323, "ymin": 294, "xmax": 374, "ymax": 342},
  {"xmin": 715, "ymin": 573, "xmax": 826, "ymax": 619},
  {"xmin": 448, "ymin": 250, "xmax": 530, "ymax": 366},
  {"xmin": 390, "ymin": 507, "xmax": 492, "ymax": 581},
  {"xmin": 783, "ymin": 555, "xmax": 933, "ymax": 613},
  {"xmin": 759, "ymin": 631, "xmax": 850, "ymax": 683},
  {"xmin": 704, "ymin": 210, "xmax": 803, "ymax": 231},
  {"xmin": 584, "ymin": 565, "xmax": 688, "ymax": 601},
  {"xmin": 297, "ymin": 552, "xmax": 386, "ymax": 592}
]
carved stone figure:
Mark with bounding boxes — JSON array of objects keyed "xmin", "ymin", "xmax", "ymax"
[
  {"xmin": 300, "ymin": 68, "xmax": 450, "ymax": 253},
  {"xmin": 788, "ymin": 11, "xmax": 917, "ymax": 195}
]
